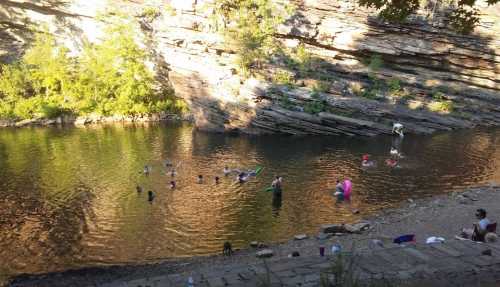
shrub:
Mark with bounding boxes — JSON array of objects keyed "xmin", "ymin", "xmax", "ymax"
[
  {"xmin": 428, "ymin": 100, "xmax": 454, "ymax": 113},
  {"xmin": 0, "ymin": 16, "xmax": 183, "ymax": 120},
  {"xmin": 141, "ymin": 6, "xmax": 161, "ymax": 21},
  {"xmin": 272, "ymin": 70, "xmax": 295, "ymax": 88},
  {"xmin": 213, "ymin": 0, "xmax": 292, "ymax": 75}
]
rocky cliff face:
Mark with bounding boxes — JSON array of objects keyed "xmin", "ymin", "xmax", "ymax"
[{"xmin": 1, "ymin": 0, "xmax": 499, "ymax": 135}]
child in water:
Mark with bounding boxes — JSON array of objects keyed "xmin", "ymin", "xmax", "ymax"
[
  {"xmin": 334, "ymin": 179, "xmax": 344, "ymax": 200},
  {"xmin": 361, "ymin": 154, "xmax": 375, "ymax": 167}
]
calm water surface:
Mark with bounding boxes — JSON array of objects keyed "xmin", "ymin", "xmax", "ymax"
[{"xmin": 1, "ymin": 123, "xmax": 500, "ymax": 277}]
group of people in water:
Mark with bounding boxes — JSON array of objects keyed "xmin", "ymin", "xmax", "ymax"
[
  {"xmin": 138, "ymin": 123, "xmax": 407, "ymax": 204},
  {"xmin": 361, "ymin": 123, "xmax": 405, "ymax": 169},
  {"xmin": 137, "ymin": 160, "xmax": 284, "ymax": 203}
]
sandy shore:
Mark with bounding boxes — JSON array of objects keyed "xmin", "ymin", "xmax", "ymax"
[{"xmin": 6, "ymin": 184, "xmax": 500, "ymax": 287}]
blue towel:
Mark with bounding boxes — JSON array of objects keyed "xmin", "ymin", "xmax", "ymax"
[{"xmin": 393, "ymin": 234, "xmax": 415, "ymax": 244}]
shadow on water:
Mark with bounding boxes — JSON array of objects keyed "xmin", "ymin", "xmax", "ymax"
[{"xmin": 1, "ymin": 124, "xmax": 500, "ymax": 278}]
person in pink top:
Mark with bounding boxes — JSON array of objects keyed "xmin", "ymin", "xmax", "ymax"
[{"xmin": 343, "ymin": 179, "xmax": 352, "ymax": 200}]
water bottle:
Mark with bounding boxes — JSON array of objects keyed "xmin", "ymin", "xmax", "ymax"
[{"xmin": 187, "ymin": 276, "xmax": 194, "ymax": 287}]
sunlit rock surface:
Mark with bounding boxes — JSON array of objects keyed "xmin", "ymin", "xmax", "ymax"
[{"xmin": 1, "ymin": 0, "xmax": 499, "ymax": 135}]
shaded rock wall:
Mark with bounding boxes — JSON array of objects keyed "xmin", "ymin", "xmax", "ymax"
[{"xmin": 0, "ymin": 0, "xmax": 499, "ymax": 135}]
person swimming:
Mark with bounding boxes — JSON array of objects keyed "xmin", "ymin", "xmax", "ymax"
[
  {"xmin": 223, "ymin": 166, "xmax": 231, "ymax": 176},
  {"xmin": 197, "ymin": 175, "xmax": 204, "ymax": 184},
  {"xmin": 170, "ymin": 181, "xmax": 176, "ymax": 189},
  {"xmin": 385, "ymin": 158, "xmax": 398, "ymax": 168},
  {"xmin": 164, "ymin": 160, "xmax": 173, "ymax": 167},
  {"xmin": 361, "ymin": 154, "xmax": 375, "ymax": 167},
  {"xmin": 148, "ymin": 190, "xmax": 155, "ymax": 202},
  {"xmin": 237, "ymin": 172, "xmax": 249, "ymax": 183},
  {"xmin": 215, "ymin": 176, "xmax": 220, "ymax": 185}
]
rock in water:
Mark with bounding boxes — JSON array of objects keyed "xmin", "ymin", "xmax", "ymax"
[
  {"xmin": 320, "ymin": 224, "xmax": 347, "ymax": 234},
  {"xmin": 345, "ymin": 222, "xmax": 370, "ymax": 233},
  {"xmin": 256, "ymin": 249, "xmax": 274, "ymax": 258},
  {"xmin": 294, "ymin": 234, "xmax": 308, "ymax": 240}
]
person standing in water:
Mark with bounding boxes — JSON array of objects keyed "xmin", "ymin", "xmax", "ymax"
[
  {"xmin": 197, "ymin": 175, "xmax": 204, "ymax": 184},
  {"xmin": 223, "ymin": 166, "xmax": 231, "ymax": 176},
  {"xmin": 392, "ymin": 123, "xmax": 404, "ymax": 137},
  {"xmin": 215, "ymin": 176, "xmax": 220, "ymax": 185},
  {"xmin": 170, "ymin": 181, "xmax": 176, "ymax": 189},
  {"xmin": 271, "ymin": 176, "xmax": 283, "ymax": 196},
  {"xmin": 334, "ymin": 179, "xmax": 344, "ymax": 200}
]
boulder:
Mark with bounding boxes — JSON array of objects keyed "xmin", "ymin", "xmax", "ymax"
[
  {"xmin": 320, "ymin": 224, "xmax": 347, "ymax": 234},
  {"xmin": 256, "ymin": 249, "xmax": 274, "ymax": 258},
  {"xmin": 344, "ymin": 222, "xmax": 371, "ymax": 234},
  {"xmin": 294, "ymin": 234, "xmax": 308, "ymax": 240}
]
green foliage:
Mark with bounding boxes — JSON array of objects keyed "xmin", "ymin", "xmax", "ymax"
[
  {"xmin": 387, "ymin": 78, "xmax": 401, "ymax": 92},
  {"xmin": 164, "ymin": 3, "xmax": 177, "ymax": 16},
  {"xmin": 428, "ymin": 89, "xmax": 454, "ymax": 112},
  {"xmin": 212, "ymin": 0, "xmax": 292, "ymax": 75},
  {"xmin": 428, "ymin": 99, "xmax": 454, "ymax": 113},
  {"xmin": 357, "ymin": 0, "xmax": 499, "ymax": 34},
  {"xmin": 272, "ymin": 70, "xmax": 295, "ymax": 88},
  {"xmin": 304, "ymin": 92, "xmax": 326, "ymax": 114},
  {"xmin": 312, "ymin": 81, "xmax": 331, "ymax": 93},
  {"xmin": 0, "ymin": 18, "xmax": 183, "ymax": 120},
  {"xmin": 141, "ymin": 6, "xmax": 161, "ymax": 21},
  {"xmin": 367, "ymin": 54, "xmax": 383, "ymax": 72}
]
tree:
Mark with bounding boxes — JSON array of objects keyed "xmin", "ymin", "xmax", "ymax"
[{"xmin": 358, "ymin": 0, "xmax": 500, "ymax": 34}]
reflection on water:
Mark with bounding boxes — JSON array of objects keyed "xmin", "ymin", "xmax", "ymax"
[{"xmin": 1, "ymin": 123, "xmax": 500, "ymax": 277}]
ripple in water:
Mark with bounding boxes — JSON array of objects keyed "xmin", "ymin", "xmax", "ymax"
[{"xmin": 1, "ymin": 124, "xmax": 500, "ymax": 277}]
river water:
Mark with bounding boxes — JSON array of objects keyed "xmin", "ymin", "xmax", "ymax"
[{"xmin": 1, "ymin": 123, "xmax": 500, "ymax": 277}]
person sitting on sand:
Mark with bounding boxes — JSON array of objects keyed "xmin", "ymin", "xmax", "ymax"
[
  {"xmin": 197, "ymin": 175, "xmax": 203, "ymax": 184},
  {"xmin": 170, "ymin": 181, "xmax": 176, "ymax": 189},
  {"xmin": 223, "ymin": 166, "xmax": 231, "ymax": 176},
  {"xmin": 460, "ymin": 208, "xmax": 491, "ymax": 241},
  {"xmin": 334, "ymin": 179, "xmax": 344, "ymax": 200}
]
